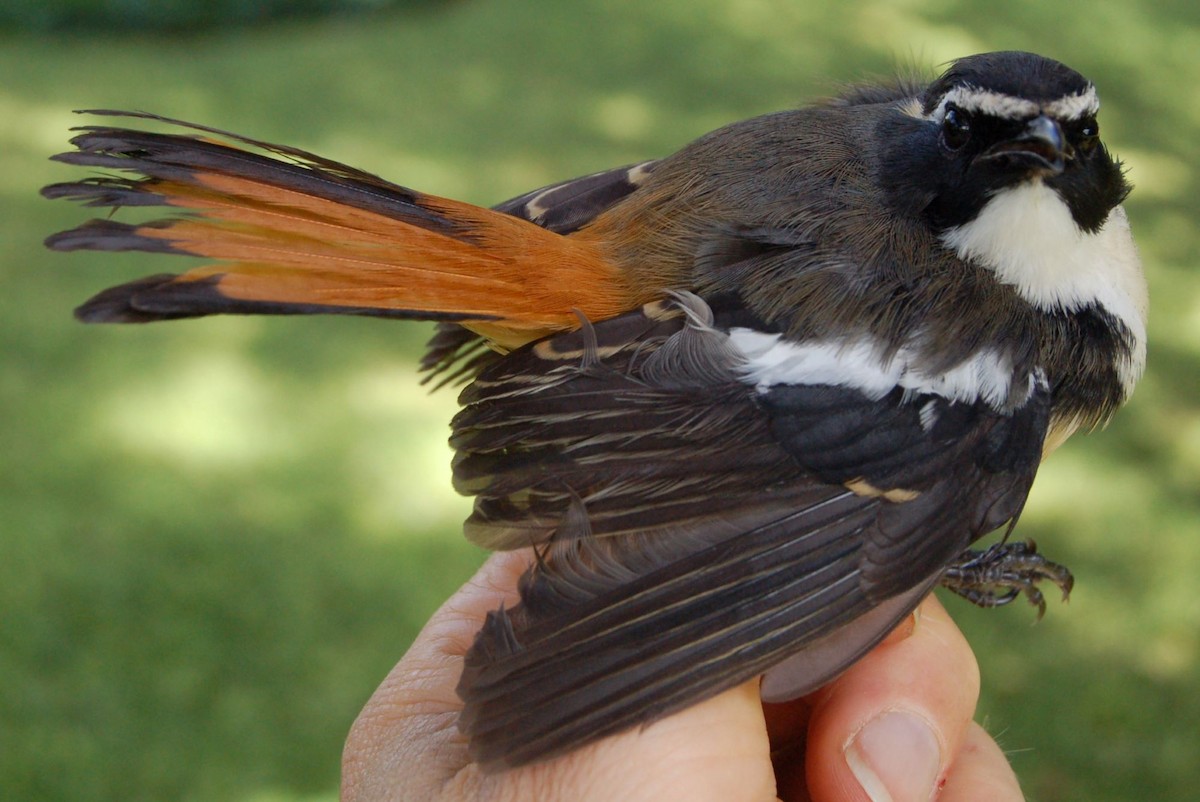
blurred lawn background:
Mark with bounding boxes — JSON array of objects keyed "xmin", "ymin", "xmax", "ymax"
[{"xmin": 1, "ymin": 0, "xmax": 1197, "ymax": 799}]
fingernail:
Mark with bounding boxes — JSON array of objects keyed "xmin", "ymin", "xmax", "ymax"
[{"xmin": 845, "ymin": 710, "xmax": 941, "ymax": 802}]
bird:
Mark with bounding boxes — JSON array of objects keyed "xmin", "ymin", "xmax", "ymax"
[{"xmin": 42, "ymin": 50, "xmax": 1146, "ymax": 769}]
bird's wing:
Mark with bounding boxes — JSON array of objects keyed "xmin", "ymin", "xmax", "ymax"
[
  {"xmin": 491, "ymin": 159, "xmax": 660, "ymax": 234},
  {"xmin": 452, "ymin": 293, "xmax": 1050, "ymax": 767}
]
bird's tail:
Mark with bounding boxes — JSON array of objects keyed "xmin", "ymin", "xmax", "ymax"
[{"xmin": 42, "ymin": 111, "xmax": 638, "ymax": 350}]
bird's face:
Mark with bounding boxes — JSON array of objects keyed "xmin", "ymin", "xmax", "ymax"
[{"xmin": 890, "ymin": 52, "xmax": 1129, "ymax": 236}]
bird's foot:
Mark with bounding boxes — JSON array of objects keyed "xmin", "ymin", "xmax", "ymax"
[{"xmin": 940, "ymin": 540, "xmax": 1074, "ymax": 620}]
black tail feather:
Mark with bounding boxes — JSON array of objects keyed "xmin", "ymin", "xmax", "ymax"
[
  {"xmin": 45, "ymin": 219, "xmax": 186, "ymax": 255},
  {"xmin": 72, "ymin": 273, "xmax": 482, "ymax": 324}
]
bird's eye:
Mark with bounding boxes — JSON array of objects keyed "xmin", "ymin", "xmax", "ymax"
[
  {"xmin": 1076, "ymin": 116, "xmax": 1100, "ymax": 155},
  {"xmin": 941, "ymin": 106, "xmax": 972, "ymax": 151}
]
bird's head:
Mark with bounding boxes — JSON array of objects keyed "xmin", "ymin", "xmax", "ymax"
[
  {"xmin": 871, "ymin": 52, "xmax": 1146, "ymax": 407},
  {"xmin": 886, "ymin": 51, "xmax": 1130, "ymax": 235}
]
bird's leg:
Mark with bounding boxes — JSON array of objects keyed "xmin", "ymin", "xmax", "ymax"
[{"xmin": 940, "ymin": 540, "xmax": 1074, "ymax": 620}]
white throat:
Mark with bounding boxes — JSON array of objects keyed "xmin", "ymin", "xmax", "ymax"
[{"xmin": 940, "ymin": 182, "xmax": 1148, "ymax": 393}]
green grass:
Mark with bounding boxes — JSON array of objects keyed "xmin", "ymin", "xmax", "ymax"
[{"xmin": 2, "ymin": 1, "xmax": 1198, "ymax": 800}]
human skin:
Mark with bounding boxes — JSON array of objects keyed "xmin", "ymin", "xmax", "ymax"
[{"xmin": 341, "ymin": 551, "xmax": 1024, "ymax": 802}]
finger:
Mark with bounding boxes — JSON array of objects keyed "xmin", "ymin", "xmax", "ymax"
[
  {"xmin": 341, "ymin": 549, "xmax": 532, "ymax": 801},
  {"xmin": 766, "ymin": 610, "xmax": 919, "ymax": 800},
  {"xmin": 344, "ymin": 547, "xmax": 783, "ymax": 802},
  {"xmin": 802, "ymin": 594, "xmax": 981, "ymax": 802},
  {"xmin": 494, "ymin": 678, "xmax": 777, "ymax": 802},
  {"xmin": 940, "ymin": 721, "xmax": 1025, "ymax": 802},
  {"xmin": 369, "ymin": 677, "xmax": 779, "ymax": 802}
]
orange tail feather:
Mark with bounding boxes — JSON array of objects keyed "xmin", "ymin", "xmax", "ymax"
[{"xmin": 43, "ymin": 112, "xmax": 641, "ymax": 349}]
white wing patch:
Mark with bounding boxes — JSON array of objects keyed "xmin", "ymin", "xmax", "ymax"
[{"xmin": 726, "ymin": 329, "xmax": 1026, "ymax": 409}]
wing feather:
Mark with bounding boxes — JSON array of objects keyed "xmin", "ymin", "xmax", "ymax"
[{"xmin": 451, "ymin": 294, "xmax": 1049, "ymax": 767}]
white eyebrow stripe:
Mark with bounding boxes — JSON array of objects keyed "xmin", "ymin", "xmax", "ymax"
[
  {"xmin": 927, "ymin": 84, "xmax": 1100, "ymax": 121},
  {"xmin": 935, "ymin": 87, "xmax": 1039, "ymax": 120},
  {"xmin": 1044, "ymin": 86, "xmax": 1100, "ymax": 119}
]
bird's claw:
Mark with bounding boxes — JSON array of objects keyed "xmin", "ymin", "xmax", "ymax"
[{"xmin": 940, "ymin": 540, "xmax": 1074, "ymax": 620}]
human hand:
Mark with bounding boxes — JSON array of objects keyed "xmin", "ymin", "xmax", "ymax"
[{"xmin": 341, "ymin": 550, "xmax": 1024, "ymax": 802}]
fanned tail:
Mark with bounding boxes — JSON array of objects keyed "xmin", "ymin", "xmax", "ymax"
[{"xmin": 43, "ymin": 111, "xmax": 638, "ymax": 349}]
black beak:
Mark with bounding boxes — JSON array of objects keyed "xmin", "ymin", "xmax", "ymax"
[{"xmin": 982, "ymin": 115, "xmax": 1072, "ymax": 174}]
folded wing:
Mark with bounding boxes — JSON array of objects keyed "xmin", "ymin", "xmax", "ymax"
[{"xmin": 451, "ymin": 293, "xmax": 1049, "ymax": 767}]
